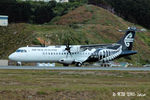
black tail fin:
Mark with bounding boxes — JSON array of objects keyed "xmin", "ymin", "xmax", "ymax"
[{"xmin": 117, "ymin": 27, "xmax": 136, "ymax": 50}]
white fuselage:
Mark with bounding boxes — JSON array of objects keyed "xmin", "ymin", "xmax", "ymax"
[{"xmin": 9, "ymin": 45, "xmax": 96, "ymax": 64}]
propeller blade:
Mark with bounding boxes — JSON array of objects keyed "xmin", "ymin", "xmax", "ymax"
[{"xmin": 64, "ymin": 41, "xmax": 73, "ymax": 58}]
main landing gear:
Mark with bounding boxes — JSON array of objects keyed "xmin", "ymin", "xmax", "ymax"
[
  {"xmin": 63, "ymin": 62, "xmax": 83, "ymax": 67},
  {"xmin": 76, "ymin": 62, "xmax": 82, "ymax": 67},
  {"xmin": 63, "ymin": 64, "xmax": 69, "ymax": 67}
]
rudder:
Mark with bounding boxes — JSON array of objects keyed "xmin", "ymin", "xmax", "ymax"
[{"xmin": 117, "ymin": 27, "xmax": 136, "ymax": 50}]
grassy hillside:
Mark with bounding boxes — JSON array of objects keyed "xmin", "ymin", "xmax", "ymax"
[
  {"xmin": 0, "ymin": 24, "xmax": 36, "ymax": 59},
  {"xmin": 0, "ymin": 5, "xmax": 150, "ymax": 65}
]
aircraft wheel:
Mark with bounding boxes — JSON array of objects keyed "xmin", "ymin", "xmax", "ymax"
[
  {"xmin": 63, "ymin": 64, "xmax": 69, "ymax": 67},
  {"xmin": 76, "ymin": 62, "xmax": 82, "ymax": 67}
]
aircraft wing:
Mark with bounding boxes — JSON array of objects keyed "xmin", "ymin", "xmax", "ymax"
[
  {"xmin": 120, "ymin": 50, "xmax": 137, "ymax": 56},
  {"xmin": 80, "ymin": 43, "xmax": 121, "ymax": 49},
  {"xmin": 80, "ymin": 44, "xmax": 111, "ymax": 48}
]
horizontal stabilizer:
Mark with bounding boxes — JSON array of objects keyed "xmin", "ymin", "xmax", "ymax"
[{"xmin": 120, "ymin": 50, "xmax": 137, "ymax": 56}]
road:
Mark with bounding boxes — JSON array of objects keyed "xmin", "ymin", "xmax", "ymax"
[{"xmin": 0, "ymin": 66, "xmax": 150, "ymax": 71}]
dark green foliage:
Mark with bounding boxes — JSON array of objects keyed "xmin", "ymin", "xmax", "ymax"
[
  {"xmin": 88, "ymin": 0, "xmax": 150, "ymax": 29},
  {"xmin": 0, "ymin": 0, "xmax": 16, "ymax": 3},
  {"xmin": 0, "ymin": 0, "xmax": 150, "ymax": 28},
  {"xmin": 88, "ymin": 0, "xmax": 109, "ymax": 7},
  {"xmin": 33, "ymin": 4, "xmax": 54, "ymax": 24},
  {"xmin": 0, "ymin": 2, "xmax": 32, "ymax": 23},
  {"xmin": 0, "ymin": 1, "xmax": 84, "ymax": 24},
  {"xmin": 69, "ymin": 0, "xmax": 88, "ymax": 4},
  {"xmin": 105, "ymin": 0, "xmax": 150, "ymax": 28}
]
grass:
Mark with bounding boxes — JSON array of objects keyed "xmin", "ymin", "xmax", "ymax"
[{"xmin": 0, "ymin": 70, "xmax": 150, "ymax": 100}]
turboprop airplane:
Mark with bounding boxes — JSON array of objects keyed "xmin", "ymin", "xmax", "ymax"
[{"xmin": 9, "ymin": 27, "xmax": 144, "ymax": 66}]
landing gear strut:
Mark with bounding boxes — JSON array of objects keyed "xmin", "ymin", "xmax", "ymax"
[{"xmin": 17, "ymin": 62, "xmax": 22, "ymax": 66}]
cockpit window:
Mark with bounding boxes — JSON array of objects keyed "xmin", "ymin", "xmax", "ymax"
[{"xmin": 16, "ymin": 49, "xmax": 27, "ymax": 53}]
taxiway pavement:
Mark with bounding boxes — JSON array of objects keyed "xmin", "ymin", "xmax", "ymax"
[{"xmin": 0, "ymin": 66, "xmax": 150, "ymax": 71}]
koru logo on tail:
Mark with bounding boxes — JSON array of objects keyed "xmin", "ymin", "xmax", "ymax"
[{"xmin": 124, "ymin": 33, "xmax": 134, "ymax": 47}]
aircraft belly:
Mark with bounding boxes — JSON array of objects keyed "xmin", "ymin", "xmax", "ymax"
[{"xmin": 75, "ymin": 55, "xmax": 90, "ymax": 63}]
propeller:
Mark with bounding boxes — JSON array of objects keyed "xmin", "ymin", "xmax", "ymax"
[{"xmin": 64, "ymin": 41, "xmax": 72, "ymax": 58}]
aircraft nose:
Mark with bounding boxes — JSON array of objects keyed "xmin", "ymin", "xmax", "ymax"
[{"xmin": 9, "ymin": 53, "xmax": 15, "ymax": 61}]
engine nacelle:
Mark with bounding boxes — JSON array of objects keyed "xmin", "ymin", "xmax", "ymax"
[{"xmin": 59, "ymin": 58, "xmax": 74, "ymax": 64}]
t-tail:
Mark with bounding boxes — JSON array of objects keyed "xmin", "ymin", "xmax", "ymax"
[{"xmin": 117, "ymin": 27, "xmax": 138, "ymax": 56}]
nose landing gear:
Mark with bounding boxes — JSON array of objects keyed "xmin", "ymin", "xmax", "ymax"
[{"xmin": 17, "ymin": 62, "xmax": 22, "ymax": 66}]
